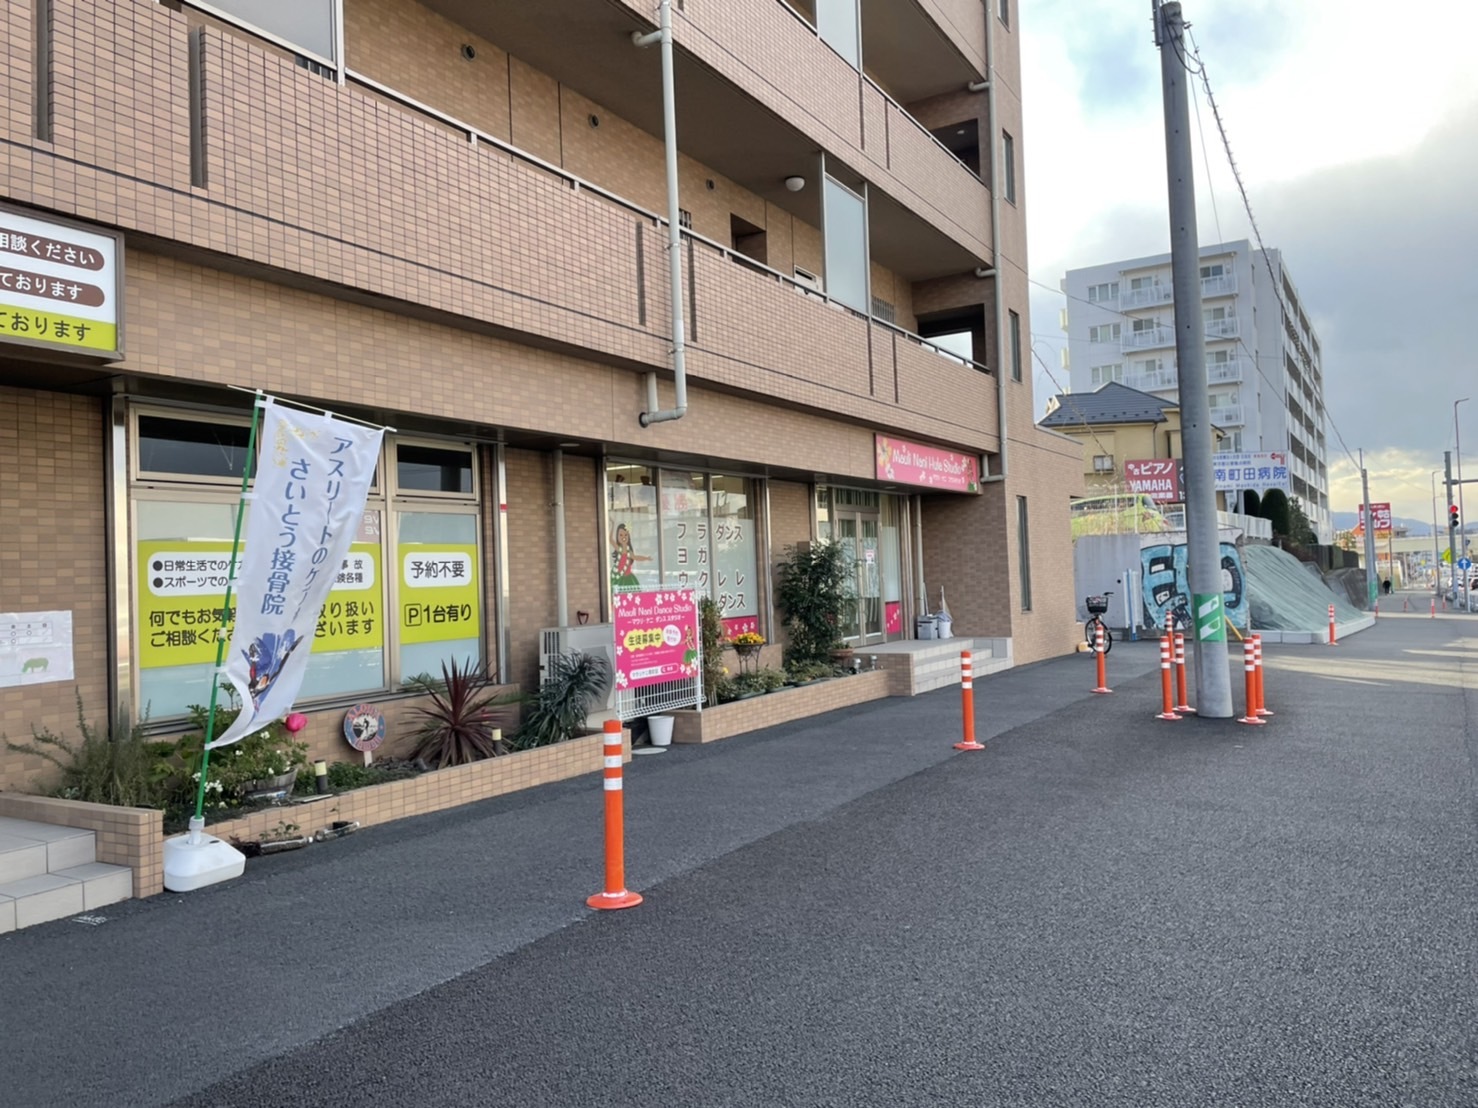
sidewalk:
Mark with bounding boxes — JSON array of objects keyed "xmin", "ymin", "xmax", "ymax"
[{"xmin": 3, "ymin": 619, "xmax": 1475, "ymax": 1107}]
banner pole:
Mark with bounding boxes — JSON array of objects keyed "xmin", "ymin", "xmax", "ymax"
[{"xmin": 190, "ymin": 391, "xmax": 266, "ymax": 832}]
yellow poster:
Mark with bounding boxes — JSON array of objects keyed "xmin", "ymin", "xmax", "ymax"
[
  {"xmin": 137, "ymin": 540, "xmax": 383, "ymax": 669},
  {"xmin": 398, "ymin": 544, "xmax": 482, "ymax": 645}
]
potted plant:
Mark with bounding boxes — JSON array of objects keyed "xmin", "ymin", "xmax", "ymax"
[
  {"xmin": 731, "ymin": 630, "xmax": 766, "ymax": 659},
  {"xmin": 179, "ymin": 699, "xmax": 308, "ymax": 805},
  {"xmin": 698, "ymin": 596, "xmax": 726, "ymax": 706}
]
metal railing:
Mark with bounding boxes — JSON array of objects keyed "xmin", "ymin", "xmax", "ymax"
[
  {"xmin": 1121, "ymin": 326, "xmax": 1175, "ymax": 351},
  {"xmin": 1120, "ymin": 284, "xmax": 1173, "ymax": 309},
  {"xmin": 1205, "ymin": 317, "xmax": 1241, "ymax": 339},
  {"xmin": 1199, "ymin": 273, "xmax": 1237, "ymax": 297},
  {"xmin": 1208, "ymin": 404, "xmax": 1244, "ymax": 425},
  {"xmin": 1124, "ymin": 369, "xmax": 1178, "ymax": 392},
  {"xmin": 1207, "ymin": 358, "xmax": 1244, "ymax": 383}
]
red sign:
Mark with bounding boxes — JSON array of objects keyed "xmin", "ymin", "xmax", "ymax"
[
  {"xmin": 612, "ymin": 590, "xmax": 699, "ymax": 691},
  {"xmin": 1123, "ymin": 458, "xmax": 1181, "ymax": 502},
  {"xmin": 1358, "ymin": 503, "xmax": 1393, "ymax": 536},
  {"xmin": 875, "ymin": 436, "xmax": 981, "ymax": 493}
]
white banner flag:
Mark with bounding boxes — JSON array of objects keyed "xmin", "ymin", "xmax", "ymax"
[{"xmin": 210, "ymin": 399, "xmax": 383, "ymax": 748}]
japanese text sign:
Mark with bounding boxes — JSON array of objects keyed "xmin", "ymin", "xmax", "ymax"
[
  {"xmin": 212, "ymin": 400, "xmax": 383, "ymax": 747},
  {"xmin": 875, "ymin": 436, "xmax": 981, "ymax": 493},
  {"xmin": 1123, "ymin": 459, "xmax": 1181, "ymax": 503},
  {"xmin": 0, "ymin": 203, "xmax": 121, "ymax": 359},
  {"xmin": 1358, "ymin": 503, "xmax": 1393, "ymax": 535},
  {"xmin": 398, "ymin": 545, "xmax": 481, "ymax": 646},
  {"xmin": 612, "ymin": 590, "xmax": 699, "ymax": 692},
  {"xmin": 1212, "ymin": 451, "xmax": 1289, "ymax": 493}
]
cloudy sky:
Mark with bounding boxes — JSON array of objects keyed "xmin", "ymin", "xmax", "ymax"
[{"xmin": 1019, "ymin": 0, "xmax": 1478, "ymax": 526}]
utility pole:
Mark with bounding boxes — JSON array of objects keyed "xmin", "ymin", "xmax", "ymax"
[
  {"xmin": 1360, "ymin": 450, "xmax": 1377, "ymax": 607},
  {"xmin": 1447, "ymin": 450, "xmax": 1459, "ymax": 602},
  {"xmin": 1156, "ymin": 1, "xmax": 1231, "ymax": 718}
]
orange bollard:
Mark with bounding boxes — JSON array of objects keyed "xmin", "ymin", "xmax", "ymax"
[
  {"xmin": 1173, "ymin": 631, "xmax": 1194, "ymax": 714},
  {"xmin": 1374, "ymin": 600, "xmax": 1379, "ymax": 620},
  {"xmin": 1432, "ymin": 597, "xmax": 1437, "ymax": 618},
  {"xmin": 1327, "ymin": 604, "xmax": 1338, "ymax": 647},
  {"xmin": 954, "ymin": 650, "xmax": 984, "ymax": 750},
  {"xmin": 1091, "ymin": 625, "xmax": 1112, "ymax": 693},
  {"xmin": 1238, "ymin": 639, "xmax": 1264, "ymax": 725},
  {"xmin": 586, "ymin": 719, "xmax": 642, "ymax": 910},
  {"xmin": 1253, "ymin": 633, "xmax": 1273, "ymax": 718},
  {"xmin": 1155, "ymin": 635, "xmax": 1181, "ymax": 720}
]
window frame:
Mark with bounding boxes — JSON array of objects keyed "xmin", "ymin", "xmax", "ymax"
[
  {"xmin": 177, "ymin": 0, "xmax": 342, "ymax": 72},
  {"xmin": 1008, "ymin": 309, "xmax": 1022, "ymax": 382},
  {"xmin": 1016, "ymin": 496, "xmax": 1032, "ymax": 611},
  {"xmin": 1001, "ymin": 131, "xmax": 1017, "ymax": 204}
]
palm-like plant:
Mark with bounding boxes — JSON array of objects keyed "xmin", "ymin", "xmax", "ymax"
[
  {"xmin": 510, "ymin": 650, "xmax": 611, "ymax": 751},
  {"xmin": 406, "ymin": 659, "xmax": 518, "ymax": 768}
]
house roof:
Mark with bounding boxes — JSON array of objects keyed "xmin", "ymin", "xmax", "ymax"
[{"xmin": 1038, "ymin": 382, "xmax": 1180, "ymax": 430}]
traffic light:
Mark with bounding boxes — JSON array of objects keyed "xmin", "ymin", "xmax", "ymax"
[{"xmin": 1451, "ymin": 504, "xmax": 1461, "ymax": 531}]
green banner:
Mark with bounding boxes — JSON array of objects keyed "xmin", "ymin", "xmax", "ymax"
[{"xmin": 1194, "ymin": 592, "xmax": 1226, "ymax": 641}]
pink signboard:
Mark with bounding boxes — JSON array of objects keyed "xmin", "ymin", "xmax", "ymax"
[
  {"xmin": 1358, "ymin": 503, "xmax": 1393, "ymax": 536},
  {"xmin": 1123, "ymin": 458, "xmax": 1181, "ymax": 502},
  {"xmin": 875, "ymin": 436, "xmax": 981, "ymax": 493},
  {"xmin": 721, "ymin": 614, "xmax": 759, "ymax": 639},
  {"xmin": 612, "ymin": 589, "xmax": 700, "ymax": 691}
]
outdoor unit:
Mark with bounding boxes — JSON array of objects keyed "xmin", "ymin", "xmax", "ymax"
[{"xmin": 539, "ymin": 624, "xmax": 617, "ymax": 710}]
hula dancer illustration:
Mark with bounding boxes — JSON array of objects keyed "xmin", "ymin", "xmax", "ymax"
[
  {"xmin": 610, "ymin": 523, "xmax": 650, "ymax": 589},
  {"xmin": 242, "ymin": 629, "xmax": 305, "ymax": 709}
]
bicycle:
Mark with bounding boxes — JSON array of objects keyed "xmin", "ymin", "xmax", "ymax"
[{"xmin": 1084, "ymin": 592, "xmax": 1114, "ymax": 655}]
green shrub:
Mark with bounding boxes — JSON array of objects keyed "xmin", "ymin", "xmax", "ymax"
[
  {"xmin": 775, "ymin": 541, "xmax": 851, "ymax": 669},
  {"xmin": 3, "ymin": 693, "xmax": 175, "ymax": 809},
  {"xmin": 509, "ymin": 649, "xmax": 610, "ymax": 751}
]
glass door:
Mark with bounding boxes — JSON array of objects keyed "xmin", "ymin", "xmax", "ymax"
[{"xmin": 836, "ymin": 510, "xmax": 883, "ymax": 644}]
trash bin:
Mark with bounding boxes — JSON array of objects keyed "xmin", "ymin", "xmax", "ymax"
[
  {"xmin": 934, "ymin": 612, "xmax": 953, "ymax": 640},
  {"xmin": 915, "ymin": 614, "xmax": 937, "ymax": 640}
]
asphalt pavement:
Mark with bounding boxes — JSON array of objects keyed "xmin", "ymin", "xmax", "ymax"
[{"xmin": 2, "ymin": 606, "xmax": 1475, "ymax": 1107}]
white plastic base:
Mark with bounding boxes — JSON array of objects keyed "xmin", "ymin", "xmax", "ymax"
[{"xmin": 163, "ymin": 825, "xmax": 246, "ymax": 892}]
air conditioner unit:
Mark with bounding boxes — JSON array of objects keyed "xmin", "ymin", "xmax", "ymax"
[{"xmin": 540, "ymin": 624, "xmax": 617, "ymax": 711}]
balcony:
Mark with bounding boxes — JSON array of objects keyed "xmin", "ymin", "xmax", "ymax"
[
  {"xmin": 1123, "ymin": 368, "xmax": 1178, "ymax": 393},
  {"xmin": 1200, "ymin": 272, "xmax": 1238, "ymax": 297},
  {"xmin": 1120, "ymin": 284, "xmax": 1173, "ymax": 309},
  {"xmin": 1207, "ymin": 358, "xmax": 1244, "ymax": 384},
  {"xmin": 12, "ymin": 0, "xmax": 999, "ymax": 451},
  {"xmin": 1121, "ymin": 326, "xmax": 1175, "ymax": 352},
  {"xmin": 1209, "ymin": 405, "xmax": 1245, "ymax": 426},
  {"xmin": 1205, "ymin": 317, "xmax": 1241, "ymax": 340}
]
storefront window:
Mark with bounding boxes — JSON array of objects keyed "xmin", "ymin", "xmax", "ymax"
[
  {"xmin": 130, "ymin": 409, "xmax": 483, "ymax": 720},
  {"xmin": 606, "ymin": 463, "xmax": 761, "ymax": 632}
]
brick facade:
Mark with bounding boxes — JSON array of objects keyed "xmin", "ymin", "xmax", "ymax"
[{"xmin": 0, "ymin": 0, "xmax": 1081, "ymax": 801}]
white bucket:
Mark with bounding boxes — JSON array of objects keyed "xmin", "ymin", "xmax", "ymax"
[{"xmin": 648, "ymin": 715, "xmax": 675, "ymax": 747}]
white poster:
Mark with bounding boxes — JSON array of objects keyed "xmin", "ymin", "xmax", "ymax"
[
  {"xmin": 0, "ymin": 610, "xmax": 74, "ymax": 688},
  {"xmin": 211, "ymin": 399, "xmax": 383, "ymax": 747}
]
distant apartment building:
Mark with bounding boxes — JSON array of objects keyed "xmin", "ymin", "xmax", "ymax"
[{"xmin": 1061, "ymin": 241, "xmax": 1332, "ymax": 541}]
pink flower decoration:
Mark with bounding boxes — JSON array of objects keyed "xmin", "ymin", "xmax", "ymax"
[{"xmin": 284, "ymin": 712, "xmax": 308, "ymax": 733}]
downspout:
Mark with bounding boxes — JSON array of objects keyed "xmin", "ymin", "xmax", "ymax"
[
  {"xmin": 553, "ymin": 449, "xmax": 569, "ymax": 628},
  {"xmin": 633, "ymin": 0, "xmax": 688, "ymax": 427},
  {"xmin": 969, "ymin": 6, "xmax": 1008, "ymax": 480}
]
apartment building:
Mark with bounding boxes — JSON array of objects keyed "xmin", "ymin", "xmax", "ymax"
[
  {"xmin": 0, "ymin": 0, "xmax": 1082, "ymax": 792},
  {"xmin": 1061, "ymin": 241, "xmax": 1332, "ymax": 541}
]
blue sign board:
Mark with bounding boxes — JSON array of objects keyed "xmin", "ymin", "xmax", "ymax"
[{"xmin": 1459, "ymin": 557, "xmax": 1473, "ymax": 571}]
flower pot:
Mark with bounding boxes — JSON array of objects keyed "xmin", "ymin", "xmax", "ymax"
[
  {"xmin": 239, "ymin": 768, "xmax": 299, "ymax": 804},
  {"xmin": 734, "ymin": 643, "xmax": 761, "ymax": 659},
  {"xmin": 648, "ymin": 715, "xmax": 675, "ymax": 747}
]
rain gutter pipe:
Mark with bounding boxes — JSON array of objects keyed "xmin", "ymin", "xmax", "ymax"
[
  {"xmin": 968, "ymin": 7, "xmax": 1008, "ymax": 481},
  {"xmin": 633, "ymin": 0, "xmax": 688, "ymax": 427}
]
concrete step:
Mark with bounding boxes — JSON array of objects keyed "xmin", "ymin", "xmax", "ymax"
[{"xmin": 0, "ymin": 818, "xmax": 132, "ymax": 932}]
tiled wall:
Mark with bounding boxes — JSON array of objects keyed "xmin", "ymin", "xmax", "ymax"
[
  {"xmin": 0, "ymin": 388, "xmax": 110, "ymax": 795},
  {"xmin": 671, "ymin": 670, "xmax": 891, "ymax": 743}
]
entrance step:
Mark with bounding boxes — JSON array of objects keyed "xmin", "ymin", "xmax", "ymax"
[{"xmin": 0, "ymin": 818, "xmax": 133, "ymax": 933}]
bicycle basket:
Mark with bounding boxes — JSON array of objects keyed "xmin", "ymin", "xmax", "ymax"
[{"xmin": 1085, "ymin": 595, "xmax": 1109, "ymax": 615}]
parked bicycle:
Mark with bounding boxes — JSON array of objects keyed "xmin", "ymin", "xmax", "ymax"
[{"xmin": 1084, "ymin": 592, "xmax": 1114, "ymax": 654}]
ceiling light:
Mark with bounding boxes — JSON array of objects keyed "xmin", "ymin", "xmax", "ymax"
[{"xmin": 784, "ymin": 176, "xmax": 806, "ymax": 192}]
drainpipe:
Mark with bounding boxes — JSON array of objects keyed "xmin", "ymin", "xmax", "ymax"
[
  {"xmin": 633, "ymin": 0, "xmax": 688, "ymax": 427},
  {"xmin": 553, "ymin": 449, "xmax": 569, "ymax": 628},
  {"xmin": 969, "ymin": 7, "xmax": 1008, "ymax": 481}
]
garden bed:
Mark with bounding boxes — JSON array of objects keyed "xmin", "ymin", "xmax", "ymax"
[
  {"xmin": 669, "ymin": 670, "xmax": 891, "ymax": 744},
  {"xmin": 0, "ymin": 729, "xmax": 628, "ymax": 900}
]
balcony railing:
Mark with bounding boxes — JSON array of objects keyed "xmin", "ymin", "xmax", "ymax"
[
  {"xmin": 1205, "ymin": 317, "xmax": 1240, "ymax": 340},
  {"xmin": 1206, "ymin": 358, "xmax": 1244, "ymax": 383},
  {"xmin": 1121, "ymin": 326, "xmax": 1175, "ymax": 351},
  {"xmin": 1124, "ymin": 369, "xmax": 1178, "ymax": 392},
  {"xmin": 1120, "ymin": 284, "xmax": 1173, "ymax": 309},
  {"xmin": 1200, "ymin": 273, "xmax": 1237, "ymax": 297},
  {"xmin": 1209, "ymin": 405, "xmax": 1244, "ymax": 426}
]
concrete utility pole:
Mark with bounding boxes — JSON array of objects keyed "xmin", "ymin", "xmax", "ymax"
[
  {"xmin": 1360, "ymin": 450, "xmax": 1377, "ymax": 606},
  {"xmin": 1155, "ymin": 1, "xmax": 1231, "ymax": 718}
]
